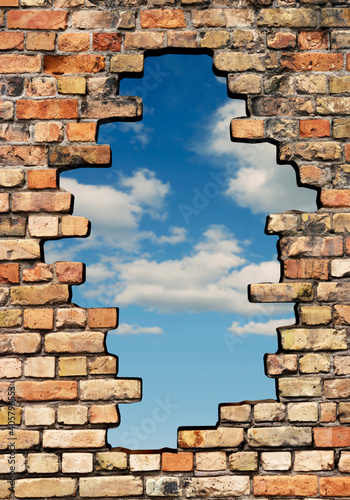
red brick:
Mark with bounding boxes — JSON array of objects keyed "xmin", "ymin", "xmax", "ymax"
[
  {"xmin": 12, "ymin": 192, "xmax": 72, "ymax": 213},
  {"xmin": 231, "ymin": 119, "xmax": 264, "ymax": 139},
  {"xmin": 0, "ymin": 0, "xmax": 19, "ymax": 5},
  {"xmin": 26, "ymin": 33, "xmax": 56, "ymax": 51},
  {"xmin": 88, "ymin": 308, "xmax": 118, "ymax": 329},
  {"xmin": 141, "ymin": 9, "xmax": 186, "ymax": 28},
  {"xmin": 299, "ymin": 119, "xmax": 330, "ymax": 138},
  {"xmin": 28, "ymin": 170, "xmax": 57, "ymax": 190},
  {"xmin": 23, "ymin": 263, "xmax": 53, "ymax": 282},
  {"xmin": 66, "ymin": 123, "xmax": 97, "ymax": 142},
  {"xmin": 345, "ymin": 54, "xmax": 350, "ymax": 71},
  {"xmin": 162, "ymin": 453, "xmax": 193, "ymax": 471},
  {"xmin": 56, "ymin": 262, "xmax": 84, "ymax": 284},
  {"xmin": 320, "ymin": 477, "xmax": 350, "ymax": 497},
  {"xmin": 344, "ymin": 144, "xmax": 350, "ymax": 162},
  {"xmin": 7, "ymin": 10, "xmax": 68, "ymax": 30},
  {"xmin": 24, "ymin": 308, "xmax": 54, "ymax": 330},
  {"xmin": 298, "ymin": 31, "xmax": 328, "ymax": 50},
  {"xmin": 253, "ymin": 475, "xmax": 318, "ymax": 496},
  {"xmin": 15, "ymin": 381, "xmax": 77, "ymax": 401},
  {"xmin": 0, "ymin": 33, "xmax": 24, "ymax": 50},
  {"xmin": 314, "ymin": 427, "xmax": 350, "ymax": 447},
  {"xmin": 267, "ymin": 32, "xmax": 296, "ymax": 49},
  {"xmin": 44, "ymin": 55, "xmax": 105, "ymax": 75},
  {"xmin": 58, "ymin": 33, "xmax": 90, "ymax": 52},
  {"xmin": 93, "ymin": 33, "xmax": 122, "ymax": 51},
  {"xmin": 281, "ymin": 53, "xmax": 343, "ymax": 71},
  {"xmin": 0, "ymin": 146, "xmax": 46, "ymax": 166},
  {"xmin": 0, "ymin": 264, "xmax": 19, "ymax": 284},
  {"xmin": 320, "ymin": 190, "xmax": 350, "ymax": 208},
  {"xmin": 284, "ymin": 259, "xmax": 329, "ymax": 280},
  {"xmin": 0, "ymin": 55, "xmax": 41, "ymax": 74},
  {"xmin": 17, "ymin": 100, "xmax": 78, "ymax": 120}
]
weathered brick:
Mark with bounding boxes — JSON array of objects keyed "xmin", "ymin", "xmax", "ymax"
[
  {"xmin": 25, "ymin": 405, "xmax": 55, "ymax": 426},
  {"xmin": 338, "ymin": 451, "xmax": 350, "ymax": 471},
  {"xmin": 266, "ymin": 213, "xmax": 299, "ymax": 233},
  {"xmin": 0, "ymin": 309, "xmax": 21, "ymax": 327},
  {"xmin": 16, "ymin": 380, "xmax": 77, "ymax": 401},
  {"xmin": 44, "ymin": 55, "xmax": 105, "ymax": 75},
  {"xmin": 0, "ymin": 146, "xmax": 46, "ymax": 166},
  {"xmin": 321, "ymin": 8, "xmax": 350, "ymax": 27},
  {"xmin": 254, "ymin": 403, "xmax": 285, "ymax": 422},
  {"xmin": 15, "ymin": 479, "xmax": 77, "ymax": 498},
  {"xmin": 228, "ymin": 74, "xmax": 261, "ymax": 94},
  {"xmin": 72, "ymin": 11, "xmax": 117, "ymax": 29},
  {"xmin": 300, "ymin": 306, "xmax": 331, "ymax": 325},
  {"xmin": 58, "ymin": 406, "xmax": 87, "ymax": 425},
  {"xmin": 28, "ymin": 215, "xmax": 59, "ymax": 237},
  {"xmin": 88, "ymin": 308, "xmax": 117, "ymax": 329},
  {"xmin": 34, "ymin": 122, "xmax": 63, "ymax": 143},
  {"xmin": 56, "ymin": 307, "xmax": 87, "ymax": 328},
  {"xmin": 110, "ymin": 55, "xmax": 144, "ymax": 73},
  {"xmin": 61, "ymin": 216, "xmax": 89, "ymax": 236},
  {"xmin": 0, "ymin": 358, "xmax": 21, "ymax": 378},
  {"xmin": 229, "ymin": 451, "xmax": 258, "ymax": 471},
  {"xmin": 80, "ymin": 476, "xmax": 143, "ymax": 497},
  {"xmin": 250, "ymin": 283, "xmax": 313, "ymax": 302},
  {"xmin": 299, "ymin": 119, "xmax": 330, "ymax": 138},
  {"xmin": 7, "ymin": 10, "xmax": 68, "ymax": 29},
  {"xmin": 253, "ymin": 475, "xmax": 318, "ymax": 496},
  {"xmin": 231, "ymin": 119, "xmax": 264, "ymax": 139},
  {"xmin": 297, "ymin": 75, "xmax": 327, "ymax": 94},
  {"xmin": 80, "ymin": 379, "xmax": 141, "ymax": 400},
  {"xmin": 320, "ymin": 403, "xmax": 337, "ymax": 423},
  {"xmin": 280, "ymin": 236, "xmax": 343, "ymax": 257},
  {"xmin": 0, "ymin": 240, "xmax": 40, "ymax": 260},
  {"xmin": 324, "ymin": 379, "xmax": 350, "ymax": 398},
  {"xmin": 58, "ymin": 356, "xmax": 87, "ymax": 376},
  {"xmin": 339, "ymin": 402, "xmax": 350, "ymax": 423},
  {"xmin": 162, "ymin": 452, "xmax": 193, "ymax": 471},
  {"xmin": 200, "ymin": 30, "xmax": 229, "ymax": 48},
  {"xmin": 299, "ymin": 353, "xmax": 331, "ymax": 373},
  {"xmin": 96, "ymin": 451, "xmax": 127, "ymax": 470},
  {"xmin": 56, "ymin": 262, "xmax": 83, "ymax": 283},
  {"xmin": 88, "ymin": 356, "xmax": 116, "ymax": 375},
  {"xmin": 45, "ymin": 331, "xmax": 105, "ymax": 353},
  {"xmin": 43, "ymin": 429, "xmax": 105, "ymax": 448},
  {"xmin": 58, "ymin": 32, "xmax": 90, "ymax": 52},
  {"xmin": 298, "ymin": 31, "xmax": 328, "ymax": 50},
  {"xmin": 17, "ymin": 99, "xmax": 78, "ymax": 120},
  {"xmin": 23, "ymin": 263, "xmax": 52, "ymax": 282},
  {"xmin": 66, "ymin": 123, "xmax": 97, "ymax": 142},
  {"xmin": 281, "ymin": 328, "xmax": 346, "ymax": 350},
  {"xmin": 93, "ymin": 33, "xmax": 122, "ymax": 51},
  {"xmin": 257, "ymin": 9, "xmax": 317, "ymax": 28},
  {"xmin": 48, "ymin": 145, "xmax": 110, "ymax": 166},
  {"xmin": 267, "ymin": 31, "xmax": 296, "ymax": 49},
  {"xmin": 62, "ymin": 453, "xmax": 92, "ymax": 473},
  {"xmin": 168, "ymin": 31, "xmax": 198, "ymax": 48},
  {"xmin": 25, "ymin": 77, "xmax": 56, "ymax": 97},
  {"xmin": 89, "ymin": 404, "xmax": 119, "ymax": 424},
  {"xmin": 125, "ymin": 32, "xmax": 165, "ymax": 50},
  {"xmin": 278, "ymin": 378, "xmax": 322, "ymax": 397},
  {"xmin": 195, "ymin": 452, "xmax": 226, "ymax": 471},
  {"xmin": 0, "ymin": 264, "xmax": 19, "ymax": 284},
  {"xmin": 184, "ymin": 476, "xmax": 250, "ymax": 497},
  {"xmin": 24, "ymin": 357, "xmax": 55, "ymax": 378},
  {"xmin": 24, "ymin": 308, "xmax": 54, "ymax": 330},
  {"xmin": 26, "ymin": 32, "xmax": 56, "ymax": 51},
  {"xmin": 27, "ymin": 454, "xmax": 59, "ymax": 474},
  {"xmin": 0, "ymin": 56, "xmax": 40, "ymax": 76},
  {"xmin": 282, "ymin": 53, "xmax": 343, "ymax": 72},
  {"xmin": 0, "ymin": 216, "xmax": 27, "ymax": 237},
  {"xmin": 254, "ymin": 97, "xmax": 314, "ymax": 116},
  {"xmin": 0, "ymin": 123, "xmax": 29, "ymax": 143},
  {"xmin": 0, "ymin": 454, "xmax": 25, "ymax": 474},
  {"xmin": 11, "ymin": 285, "xmax": 69, "ymax": 305},
  {"xmin": 220, "ymin": 404, "xmax": 251, "ymax": 422},
  {"xmin": 82, "ymin": 97, "xmax": 143, "ymax": 119},
  {"xmin": 141, "ymin": 9, "xmax": 186, "ymax": 28},
  {"xmin": 335, "ymin": 355, "xmax": 350, "ymax": 374},
  {"xmin": 13, "ymin": 192, "xmax": 71, "ymax": 213},
  {"xmin": 0, "ymin": 429, "xmax": 39, "ymax": 449},
  {"xmin": 315, "ymin": 427, "xmax": 350, "ymax": 447},
  {"xmin": 214, "ymin": 52, "xmax": 265, "ymax": 72},
  {"xmin": 288, "ymin": 402, "xmax": 318, "ymax": 422},
  {"xmin": 317, "ymin": 97, "xmax": 350, "ymax": 115},
  {"xmin": 261, "ymin": 452, "xmax": 291, "ymax": 471},
  {"xmin": 266, "ymin": 354, "xmax": 297, "ymax": 375},
  {"xmin": 280, "ymin": 142, "xmax": 342, "ymax": 161},
  {"xmin": 178, "ymin": 427, "xmax": 244, "ymax": 448},
  {"xmin": 130, "ymin": 454, "xmax": 160, "ymax": 472},
  {"xmin": 58, "ymin": 77, "xmax": 86, "ymax": 95},
  {"xmin": 0, "ymin": 32, "xmax": 24, "ymax": 51},
  {"xmin": 317, "ymin": 282, "xmax": 350, "ymax": 302},
  {"xmin": 284, "ymin": 259, "xmax": 328, "ymax": 280}
]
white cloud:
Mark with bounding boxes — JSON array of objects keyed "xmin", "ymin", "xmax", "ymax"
[
  {"xmin": 101, "ymin": 225, "xmax": 282, "ymax": 314},
  {"xmin": 60, "ymin": 169, "xmax": 171, "ymax": 251},
  {"xmin": 203, "ymin": 100, "xmax": 316, "ymax": 214},
  {"xmin": 115, "ymin": 323, "xmax": 163, "ymax": 335},
  {"xmin": 227, "ymin": 317, "xmax": 294, "ymax": 336},
  {"xmin": 118, "ymin": 122, "xmax": 154, "ymax": 146},
  {"xmin": 154, "ymin": 227, "xmax": 187, "ymax": 245}
]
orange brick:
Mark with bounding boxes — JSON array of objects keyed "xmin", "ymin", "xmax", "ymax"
[
  {"xmin": 58, "ymin": 33, "xmax": 90, "ymax": 52},
  {"xmin": 7, "ymin": 10, "xmax": 68, "ymax": 30},
  {"xmin": 88, "ymin": 308, "xmax": 118, "ymax": 329},
  {"xmin": 0, "ymin": 32, "xmax": 24, "ymax": 50},
  {"xmin": 93, "ymin": 33, "xmax": 122, "ymax": 51},
  {"xmin": 320, "ymin": 477, "xmax": 350, "ymax": 497},
  {"xmin": 34, "ymin": 123, "xmax": 64, "ymax": 142},
  {"xmin": 66, "ymin": 123, "xmax": 97, "ymax": 142},
  {"xmin": 26, "ymin": 33, "xmax": 56, "ymax": 51},
  {"xmin": 284, "ymin": 259, "xmax": 329, "ymax": 280},
  {"xmin": 0, "ymin": 55, "xmax": 41, "ymax": 74},
  {"xmin": 298, "ymin": 31, "xmax": 328, "ymax": 50},
  {"xmin": 231, "ymin": 119, "xmax": 264, "ymax": 139},
  {"xmin": 267, "ymin": 32, "xmax": 296, "ymax": 49},
  {"xmin": 162, "ymin": 453, "xmax": 193, "ymax": 471},
  {"xmin": 281, "ymin": 53, "xmax": 343, "ymax": 72},
  {"xmin": 15, "ymin": 381, "xmax": 77, "ymax": 401},
  {"xmin": 141, "ymin": 9, "xmax": 186, "ymax": 28},
  {"xmin": 25, "ymin": 77, "xmax": 56, "ymax": 97},
  {"xmin": 28, "ymin": 170, "xmax": 57, "ymax": 190},
  {"xmin": 345, "ymin": 54, "xmax": 350, "ymax": 71},
  {"xmin": 253, "ymin": 475, "xmax": 318, "ymax": 496},
  {"xmin": 24, "ymin": 308, "xmax": 54, "ymax": 330},
  {"xmin": 12, "ymin": 192, "xmax": 71, "ymax": 213},
  {"xmin": 56, "ymin": 262, "xmax": 84, "ymax": 284},
  {"xmin": 0, "ymin": 264, "xmax": 19, "ymax": 284},
  {"xmin": 344, "ymin": 144, "xmax": 350, "ymax": 162},
  {"xmin": 299, "ymin": 119, "xmax": 330, "ymax": 138},
  {"xmin": 44, "ymin": 55, "xmax": 105, "ymax": 75},
  {"xmin": 314, "ymin": 427, "xmax": 350, "ymax": 447},
  {"xmin": 320, "ymin": 190, "xmax": 350, "ymax": 208},
  {"xmin": 0, "ymin": 0, "xmax": 19, "ymax": 5},
  {"xmin": 17, "ymin": 99, "xmax": 78, "ymax": 120},
  {"xmin": 0, "ymin": 146, "xmax": 46, "ymax": 166},
  {"xmin": 299, "ymin": 165, "xmax": 326, "ymax": 185},
  {"xmin": 23, "ymin": 263, "xmax": 53, "ymax": 282}
]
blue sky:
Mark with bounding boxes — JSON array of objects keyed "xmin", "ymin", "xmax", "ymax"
[{"xmin": 45, "ymin": 54, "xmax": 316, "ymax": 449}]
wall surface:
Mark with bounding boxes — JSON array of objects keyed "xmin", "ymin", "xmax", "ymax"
[{"xmin": 0, "ymin": 0, "xmax": 350, "ymax": 497}]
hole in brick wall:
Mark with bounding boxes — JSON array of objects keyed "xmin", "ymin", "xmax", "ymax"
[{"xmin": 45, "ymin": 54, "xmax": 316, "ymax": 449}]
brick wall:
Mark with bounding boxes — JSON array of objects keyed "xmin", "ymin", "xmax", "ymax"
[{"xmin": 0, "ymin": 0, "xmax": 350, "ymax": 497}]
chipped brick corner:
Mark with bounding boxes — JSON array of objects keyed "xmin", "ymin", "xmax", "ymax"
[{"xmin": 0, "ymin": 0, "xmax": 350, "ymax": 497}]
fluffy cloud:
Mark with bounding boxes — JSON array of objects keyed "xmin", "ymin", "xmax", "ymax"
[
  {"xmin": 115, "ymin": 323, "xmax": 163, "ymax": 335},
  {"xmin": 227, "ymin": 317, "xmax": 294, "ymax": 337},
  {"xmin": 204, "ymin": 100, "xmax": 316, "ymax": 214}
]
